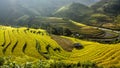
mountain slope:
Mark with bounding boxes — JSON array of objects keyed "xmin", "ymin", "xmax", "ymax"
[
  {"xmin": 0, "ymin": 0, "xmax": 100, "ymax": 25},
  {"xmin": 53, "ymin": 3, "xmax": 93, "ymax": 22},
  {"xmin": 18, "ymin": 17, "xmax": 119, "ymax": 43},
  {"xmin": 91, "ymin": 0, "xmax": 120, "ymax": 15},
  {"xmin": 0, "ymin": 26, "xmax": 69, "ymax": 60},
  {"xmin": 89, "ymin": 0, "xmax": 120, "ymax": 30}
]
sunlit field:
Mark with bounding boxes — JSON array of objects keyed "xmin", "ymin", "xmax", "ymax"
[
  {"xmin": 0, "ymin": 0, "xmax": 120, "ymax": 67},
  {"xmin": 0, "ymin": 25, "xmax": 120, "ymax": 67}
]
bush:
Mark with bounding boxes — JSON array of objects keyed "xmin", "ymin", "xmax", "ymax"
[
  {"xmin": 34, "ymin": 60, "xmax": 50, "ymax": 68},
  {"xmin": 0, "ymin": 57, "xmax": 5, "ymax": 66},
  {"xmin": 0, "ymin": 58, "xmax": 101, "ymax": 68},
  {"xmin": 50, "ymin": 61, "xmax": 100, "ymax": 68}
]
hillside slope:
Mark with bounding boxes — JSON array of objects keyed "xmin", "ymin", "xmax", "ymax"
[
  {"xmin": 64, "ymin": 36, "xmax": 120, "ymax": 67},
  {"xmin": 91, "ymin": 0, "xmax": 120, "ymax": 15},
  {"xmin": 0, "ymin": 0, "xmax": 100, "ymax": 25},
  {"xmin": 89, "ymin": 0, "xmax": 120, "ymax": 30},
  {"xmin": 20, "ymin": 17, "xmax": 119, "ymax": 43},
  {"xmin": 0, "ymin": 26, "xmax": 120, "ymax": 67},
  {"xmin": 0, "ymin": 26, "xmax": 71, "ymax": 63},
  {"xmin": 54, "ymin": 3, "xmax": 93, "ymax": 22}
]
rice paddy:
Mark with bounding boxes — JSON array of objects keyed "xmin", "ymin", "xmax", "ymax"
[{"xmin": 0, "ymin": 25, "xmax": 120, "ymax": 67}]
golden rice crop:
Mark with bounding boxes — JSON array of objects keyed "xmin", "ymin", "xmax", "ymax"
[{"xmin": 1, "ymin": 25, "xmax": 120, "ymax": 67}]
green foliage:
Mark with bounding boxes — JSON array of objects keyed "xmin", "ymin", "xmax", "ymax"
[
  {"xmin": 34, "ymin": 60, "xmax": 51, "ymax": 68},
  {"xmin": 51, "ymin": 27, "xmax": 72, "ymax": 36},
  {"xmin": 24, "ymin": 62, "xmax": 33, "ymax": 68},
  {"xmin": 81, "ymin": 61, "xmax": 99, "ymax": 68},
  {"xmin": 0, "ymin": 57, "xmax": 21, "ymax": 68},
  {"xmin": 0, "ymin": 59, "xmax": 101, "ymax": 68},
  {"xmin": 0, "ymin": 57, "xmax": 5, "ymax": 66},
  {"xmin": 35, "ymin": 61, "xmax": 100, "ymax": 68}
]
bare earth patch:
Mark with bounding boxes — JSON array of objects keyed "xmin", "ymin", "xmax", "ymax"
[{"xmin": 51, "ymin": 35, "xmax": 74, "ymax": 52}]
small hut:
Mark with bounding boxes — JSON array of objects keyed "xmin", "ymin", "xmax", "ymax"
[{"xmin": 73, "ymin": 43, "xmax": 83, "ymax": 49}]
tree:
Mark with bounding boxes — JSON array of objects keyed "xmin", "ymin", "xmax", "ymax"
[{"xmin": 64, "ymin": 28, "xmax": 72, "ymax": 36}]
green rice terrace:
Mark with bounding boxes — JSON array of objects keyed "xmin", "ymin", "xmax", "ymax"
[
  {"xmin": 26, "ymin": 17, "xmax": 119, "ymax": 43},
  {"xmin": 0, "ymin": 25, "xmax": 120, "ymax": 68}
]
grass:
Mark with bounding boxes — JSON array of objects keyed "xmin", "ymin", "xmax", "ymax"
[{"xmin": 0, "ymin": 25, "xmax": 120, "ymax": 67}]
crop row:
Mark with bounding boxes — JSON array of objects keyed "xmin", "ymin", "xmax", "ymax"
[{"xmin": 0, "ymin": 27, "xmax": 66, "ymax": 60}]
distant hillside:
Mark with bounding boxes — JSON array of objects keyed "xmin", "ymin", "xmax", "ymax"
[
  {"xmin": 0, "ymin": 0, "xmax": 100, "ymax": 25},
  {"xmin": 89, "ymin": 0, "xmax": 120, "ymax": 30},
  {"xmin": 17, "ymin": 17, "xmax": 119, "ymax": 43},
  {"xmin": 91, "ymin": 0, "xmax": 120, "ymax": 15},
  {"xmin": 53, "ymin": 3, "xmax": 93, "ymax": 22},
  {"xmin": 0, "ymin": 0, "xmax": 39, "ymax": 25}
]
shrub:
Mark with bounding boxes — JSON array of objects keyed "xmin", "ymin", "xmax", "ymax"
[
  {"xmin": 24, "ymin": 62, "xmax": 32, "ymax": 68},
  {"xmin": 0, "ymin": 57, "xmax": 5, "ymax": 66},
  {"xmin": 34, "ymin": 60, "xmax": 50, "ymax": 68}
]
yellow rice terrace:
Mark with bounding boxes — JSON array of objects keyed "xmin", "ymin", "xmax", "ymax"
[{"xmin": 0, "ymin": 25, "xmax": 120, "ymax": 68}]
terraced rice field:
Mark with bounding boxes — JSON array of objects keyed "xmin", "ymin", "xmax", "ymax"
[
  {"xmin": 27, "ymin": 17, "xmax": 119, "ymax": 41},
  {"xmin": 0, "ymin": 25, "xmax": 120, "ymax": 67},
  {"xmin": 0, "ymin": 26, "xmax": 68, "ymax": 62},
  {"xmin": 63, "ymin": 37, "xmax": 120, "ymax": 67}
]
